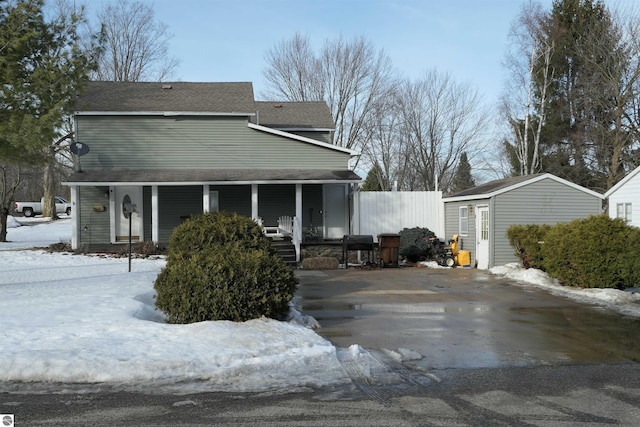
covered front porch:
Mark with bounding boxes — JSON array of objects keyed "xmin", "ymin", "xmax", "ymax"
[{"xmin": 66, "ymin": 169, "xmax": 361, "ymax": 262}]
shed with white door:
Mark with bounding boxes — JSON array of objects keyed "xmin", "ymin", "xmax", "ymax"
[{"xmin": 442, "ymin": 173, "xmax": 603, "ymax": 269}]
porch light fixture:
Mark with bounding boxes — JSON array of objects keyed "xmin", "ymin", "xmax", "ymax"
[{"xmin": 467, "ymin": 204, "xmax": 473, "ymax": 214}]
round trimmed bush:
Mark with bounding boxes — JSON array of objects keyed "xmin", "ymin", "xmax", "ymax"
[{"xmin": 154, "ymin": 212, "xmax": 297, "ymax": 323}]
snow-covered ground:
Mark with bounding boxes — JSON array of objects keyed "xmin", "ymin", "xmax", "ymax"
[
  {"xmin": 1, "ymin": 216, "xmax": 639, "ymax": 394},
  {"xmin": 1, "ymin": 216, "xmax": 350, "ymax": 394}
]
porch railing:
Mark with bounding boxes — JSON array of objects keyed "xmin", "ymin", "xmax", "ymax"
[
  {"xmin": 258, "ymin": 216, "xmax": 301, "ymax": 263},
  {"xmin": 278, "ymin": 215, "xmax": 301, "ymax": 262}
]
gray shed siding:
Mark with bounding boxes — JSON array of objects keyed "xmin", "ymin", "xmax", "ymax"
[
  {"xmin": 492, "ymin": 178, "xmax": 603, "ymax": 266},
  {"xmin": 78, "ymin": 186, "xmax": 111, "ymax": 248},
  {"xmin": 444, "ymin": 198, "xmax": 487, "ymax": 267},
  {"xmin": 76, "ymin": 116, "xmax": 348, "ymax": 170}
]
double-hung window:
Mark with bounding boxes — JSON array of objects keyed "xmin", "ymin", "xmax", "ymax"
[
  {"xmin": 459, "ymin": 206, "xmax": 469, "ymax": 236},
  {"xmin": 616, "ymin": 203, "xmax": 632, "ymax": 223}
]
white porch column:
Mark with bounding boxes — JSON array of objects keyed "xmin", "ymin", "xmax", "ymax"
[
  {"xmin": 251, "ymin": 184, "xmax": 259, "ymax": 221},
  {"xmin": 152, "ymin": 186, "xmax": 159, "ymax": 244},
  {"xmin": 295, "ymin": 184, "xmax": 302, "ymax": 262},
  {"xmin": 70, "ymin": 185, "xmax": 79, "ymax": 250},
  {"xmin": 203, "ymin": 184, "xmax": 210, "ymax": 213}
]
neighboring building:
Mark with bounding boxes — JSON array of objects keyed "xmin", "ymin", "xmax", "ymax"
[
  {"xmin": 64, "ymin": 81, "xmax": 360, "ymax": 261},
  {"xmin": 442, "ymin": 173, "xmax": 604, "ymax": 269},
  {"xmin": 604, "ymin": 165, "xmax": 640, "ymax": 228}
]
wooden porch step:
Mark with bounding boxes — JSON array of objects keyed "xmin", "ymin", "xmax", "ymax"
[{"xmin": 268, "ymin": 236, "xmax": 297, "ymax": 267}]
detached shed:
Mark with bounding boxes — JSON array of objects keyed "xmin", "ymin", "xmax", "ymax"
[
  {"xmin": 604, "ymin": 165, "xmax": 640, "ymax": 227},
  {"xmin": 442, "ymin": 173, "xmax": 604, "ymax": 269}
]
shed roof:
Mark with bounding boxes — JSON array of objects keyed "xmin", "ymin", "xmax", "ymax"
[
  {"xmin": 75, "ymin": 81, "xmax": 257, "ymax": 114},
  {"xmin": 604, "ymin": 165, "xmax": 640, "ymax": 198},
  {"xmin": 443, "ymin": 173, "xmax": 604, "ymax": 202},
  {"xmin": 255, "ymin": 101, "xmax": 335, "ymax": 130}
]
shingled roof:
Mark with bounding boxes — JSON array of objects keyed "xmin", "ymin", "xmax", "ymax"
[
  {"xmin": 75, "ymin": 81, "xmax": 256, "ymax": 113},
  {"xmin": 449, "ymin": 174, "xmax": 543, "ymax": 198},
  {"xmin": 445, "ymin": 173, "xmax": 604, "ymax": 201},
  {"xmin": 255, "ymin": 101, "xmax": 335, "ymax": 130}
]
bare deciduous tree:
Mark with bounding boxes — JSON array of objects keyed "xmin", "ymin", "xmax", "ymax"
[
  {"xmin": 396, "ymin": 69, "xmax": 488, "ymax": 193},
  {"xmin": 501, "ymin": 0, "xmax": 553, "ymax": 176},
  {"xmin": 263, "ymin": 33, "xmax": 323, "ymax": 102},
  {"xmin": 94, "ymin": 0, "xmax": 179, "ymax": 82},
  {"xmin": 262, "ymin": 34, "xmax": 396, "ymax": 156}
]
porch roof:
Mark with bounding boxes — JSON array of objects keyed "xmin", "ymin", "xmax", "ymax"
[{"xmin": 63, "ymin": 169, "xmax": 362, "ymax": 186}]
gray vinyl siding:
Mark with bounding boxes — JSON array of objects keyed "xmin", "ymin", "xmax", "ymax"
[
  {"xmin": 76, "ymin": 116, "xmax": 348, "ymax": 170},
  {"xmin": 444, "ymin": 199, "xmax": 485, "ymax": 267},
  {"xmin": 492, "ymin": 178, "xmax": 603, "ymax": 266},
  {"xmin": 258, "ymin": 184, "xmax": 295, "ymax": 226},
  {"xmin": 78, "ymin": 186, "xmax": 111, "ymax": 248},
  {"xmin": 211, "ymin": 185, "xmax": 251, "ymax": 217},
  {"xmin": 289, "ymin": 131, "xmax": 332, "ymax": 144},
  {"xmin": 158, "ymin": 186, "xmax": 203, "ymax": 242}
]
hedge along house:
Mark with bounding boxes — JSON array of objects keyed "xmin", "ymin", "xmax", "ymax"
[
  {"xmin": 64, "ymin": 81, "xmax": 361, "ymax": 261},
  {"xmin": 604, "ymin": 165, "xmax": 640, "ymax": 227},
  {"xmin": 442, "ymin": 173, "xmax": 604, "ymax": 269}
]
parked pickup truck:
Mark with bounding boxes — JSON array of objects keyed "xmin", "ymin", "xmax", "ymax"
[{"xmin": 14, "ymin": 196, "xmax": 72, "ymax": 217}]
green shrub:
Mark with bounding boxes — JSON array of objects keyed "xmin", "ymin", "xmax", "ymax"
[
  {"xmin": 617, "ymin": 225, "xmax": 640, "ymax": 289},
  {"xmin": 154, "ymin": 212, "xmax": 297, "ymax": 323},
  {"xmin": 541, "ymin": 215, "xmax": 639, "ymax": 289},
  {"xmin": 166, "ymin": 211, "xmax": 272, "ymax": 258},
  {"xmin": 506, "ymin": 224, "xmax": 551, "ymax": 269},
  {"xmin": 399, "ymin": 227, "xmax": 438, "ymax": 262}
]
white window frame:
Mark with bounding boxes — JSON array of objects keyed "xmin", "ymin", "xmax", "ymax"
[
  {"xmin": 459, "ymin": 206, "xmax": 469, "ymax": 236},
  {"xmin": 616, "ymin": 203, "xmax": 632, "ymax": 223}
]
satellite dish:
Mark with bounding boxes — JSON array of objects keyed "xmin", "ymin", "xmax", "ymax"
[{"xmin": 70, "ymin": 142, "xmax": 90, "ymax": 156}]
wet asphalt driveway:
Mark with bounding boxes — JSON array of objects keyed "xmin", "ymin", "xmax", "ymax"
[{"xmin": 295, "ymin": 267, "xmax": 640, "ymax": 370}]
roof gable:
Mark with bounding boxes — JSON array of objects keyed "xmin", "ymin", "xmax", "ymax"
[
  {"xmin": 604, "ymin": 165, "xmax": 640, "ymax": 198},
  {"xmin": 76, "ymin": 81, "xmax": 256, "ymax": 114},
  {"xmin": 443, "ymin": 173, "xmax": 604, "ymax": 202}
]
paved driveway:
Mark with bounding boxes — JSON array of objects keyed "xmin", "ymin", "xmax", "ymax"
[{"xmin": 296, "ymin": 267, "xmax": 640, "ymax": 370}]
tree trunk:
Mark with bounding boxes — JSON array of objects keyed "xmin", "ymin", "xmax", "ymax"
[
  {"xmin": 0, "ymin": 206, "xmax": 8, "ymax": 242},
  {"xmin": 42, "ymin": 148, "xmax": 58, "ymax": 219}
]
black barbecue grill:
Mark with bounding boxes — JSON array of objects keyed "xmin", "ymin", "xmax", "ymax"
[{"xmin": 342, "ymin": 235, "xmax": 375, "ymax": 266}]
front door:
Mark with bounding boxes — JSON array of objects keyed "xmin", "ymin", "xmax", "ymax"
[
  {"xmin": 324, "ymin": 184, "xmax": 347, "ymax": 239},
  {"xmin": 113, "ymin": 186, "xmax": 143, "ymax": 243},
  {"xmin": 476, "ymin": 206, "xmax": 489, "ymax": 269}
]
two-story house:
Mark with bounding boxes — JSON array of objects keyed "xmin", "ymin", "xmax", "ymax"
[{"xmin": 64, "ymin": 81, "xmax": 361, "ymax": 261}]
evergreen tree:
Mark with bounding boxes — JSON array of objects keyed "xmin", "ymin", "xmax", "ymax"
[
  {"xmin": 361, "ymin": 163, "xmax": 386, "ymax": 191},
  {"xmin": 451, "ymin": 152, "xmax": 475, "ymax": 194},
  {"xmin": 0, "ymin": 0, "xmax": 93, "ymax": 241}
]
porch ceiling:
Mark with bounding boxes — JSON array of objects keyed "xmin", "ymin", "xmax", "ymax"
[{"xmin": 64, "ymin": 168, "xmax": 361, "ymax": 186}]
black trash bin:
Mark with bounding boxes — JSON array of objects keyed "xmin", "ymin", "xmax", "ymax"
[{"xmin": 377, "ymin": 233, "xmax": 400, "ymax": 268}]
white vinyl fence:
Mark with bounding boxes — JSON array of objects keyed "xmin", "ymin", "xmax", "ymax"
[{"xmin": 353, "ymin": 191, "xmax": 444, "ymax": 241}]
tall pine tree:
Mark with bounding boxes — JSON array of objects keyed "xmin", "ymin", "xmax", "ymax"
[
  {"xmin": 0, "ymin": 0, "xmax": 93, "ymax": 241},
  {"xmin": 451, "ymin": 152, "xmax": 475, "ymax": 194}
]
